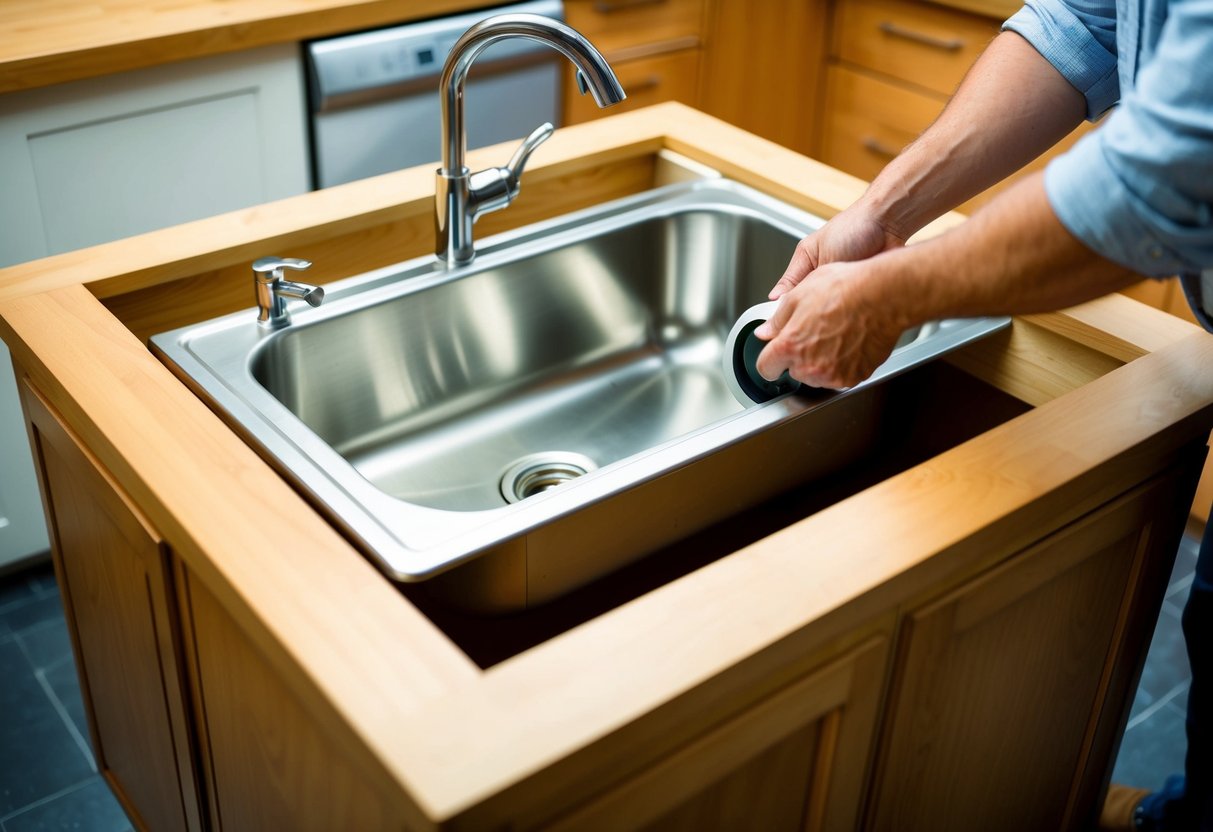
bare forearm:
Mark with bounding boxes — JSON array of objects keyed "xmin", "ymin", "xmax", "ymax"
[
  {"xmin": 866, "ymin": 173, "xmax": 1138, "ymax": 328},
  {"xmin": 755, "ymin": 173, "xmax": 1138, "ymax": 389},
  {"xmin": 861, "ymin": 31, "xmax": 1087, "ymax": 240}
]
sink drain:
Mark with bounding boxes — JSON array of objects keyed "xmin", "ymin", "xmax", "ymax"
[{"xmin": 500, "ymin": 452, "xmax": 598, "ymax": 504}]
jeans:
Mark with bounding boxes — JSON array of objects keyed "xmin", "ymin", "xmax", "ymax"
[{"xmin": 1139, "ymin": 518, "xmax": 1213, "ymax": 831}]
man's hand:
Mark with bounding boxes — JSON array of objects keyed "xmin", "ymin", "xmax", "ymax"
[
  {"xmin": 768, "ymin": 206, "xmax": 906, "ymax": 301},
  {"xmin": 753, "ymin": 259, "xmax": 909, "ymax": 390}
]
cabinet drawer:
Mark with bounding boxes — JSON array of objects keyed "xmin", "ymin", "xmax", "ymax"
[
  {"xmin": 564, "ymin": 49, "xmax": 700, "ymax": 123},
  {"xmin": 822, "ymin": 65, "xmax": 1094, "ymax": 213},
  {"xmin": 821, "ymin": 65, "xmax": 942, "ymax": 183},
  {"xmin": 565, "ymin": 0, "xmax": 706, "ymax": 57},
  {"xmin": 833, "ymin": 0, "xmax": 997, "ymax": 96}
]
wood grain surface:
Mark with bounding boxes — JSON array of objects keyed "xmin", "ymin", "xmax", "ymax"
[{"xmin": 0, "ymin": 0, "xmax": 486, "ymax": 93}]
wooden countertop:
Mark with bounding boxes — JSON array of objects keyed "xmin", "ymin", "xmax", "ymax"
[
  {"xmin": 0, "ymin": 0, "xmax": 484, "ymax": 94},
  {"xmin": 2, "ymin": 104, "xmax": 1210, "ymax": 826},
  {"xmin": 1, "ymin": 0, "xmax": 1020, "ymax": 96}
]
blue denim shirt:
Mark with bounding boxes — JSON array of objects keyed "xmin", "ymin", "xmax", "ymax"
[{"xmin": 1003, "ymin": 0, "xmax": 1213, "ymax": 281}]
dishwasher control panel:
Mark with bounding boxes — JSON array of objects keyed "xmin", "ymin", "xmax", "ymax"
[{"xmin": 308, "ymin": 0, "xmax": 564, "ymax": 112}]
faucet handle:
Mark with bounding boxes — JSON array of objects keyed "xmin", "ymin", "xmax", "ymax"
[
  {"xmin": 505, "ymin": 122, "xmax": 555, "ymax": 190},
  {"xmin": 253, "ymin": 256, "xmax": 312, "ymax": 281}
]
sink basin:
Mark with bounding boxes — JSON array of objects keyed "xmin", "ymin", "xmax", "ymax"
[{"xmin": 152, "ymin": 180, "xmax": 1008, "ymax": 611}]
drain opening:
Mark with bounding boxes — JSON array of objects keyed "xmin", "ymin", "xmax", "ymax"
[{"xmin": 500, "ymin": 452, "xmax": 598, "ymax": 504}]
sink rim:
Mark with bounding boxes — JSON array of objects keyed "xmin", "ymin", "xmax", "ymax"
[{"xmin": 151, "ymin": 179, "xmax": 1009, "ymax": 582}]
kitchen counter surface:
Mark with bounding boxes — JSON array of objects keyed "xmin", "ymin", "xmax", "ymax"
[
  {"xmin": 1, "ymin": 103, "xmax": 1211, "ymax": 827},
  {"xmin": 1, "ymin": 0, "xmax": 1020, "ymax": 96},
  {"xmin": 0, "ymin": 0, "xmax": 482, "ymax": 94}
]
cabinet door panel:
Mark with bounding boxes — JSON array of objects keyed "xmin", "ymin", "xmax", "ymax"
[
  {"xmin": 699, "ymin": 0, "xmax": 828, "ymax": 156},
  {"xmin": 24, "ymin": 381, "xmax": 200, "ymax": 832},
  {"xmin": 543, "ymin": 637, "xmax": 887, "ymax": 832},
  {"xmin": 179, "ymin": 568, "xmax": 403, "ymax": 832},
  {"xmin": 0, "ymin": 42, "xmax": 308, "ymax": 269},
  {"xmin": 867, "ymin": 468, "xmax": 1194, "ymax": 830}
]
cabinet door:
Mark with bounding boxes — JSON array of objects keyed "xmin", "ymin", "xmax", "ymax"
[
  {"xmin": 177, "ymin": 567, "xmax": 405, "ymax": 832},
  {"xmin": 699, "ymin": 0, "xmax": 829, "ymax": 156},
  {"xmin": 0, "ymin": 42, "xmax": 309, "ymax": 269},
  {"xmin": 541, "ymin": 636, "xmax": 888, "ymax": 831},
  {"xmin": 866, "ymin": 465, "xmax": 1196, "ymax": 831},
  {"xmin": 21, "ymin": 381, "xmax": 202, "ymax": 832}
]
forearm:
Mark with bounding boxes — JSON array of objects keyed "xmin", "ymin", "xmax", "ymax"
[
  {"xmin": 867, "ymin": 172, "xmax": 1138, "ymax": 328},
  {"xmin": 861, "ymin": 31, "xmax": 1087, "ymax": 240}
]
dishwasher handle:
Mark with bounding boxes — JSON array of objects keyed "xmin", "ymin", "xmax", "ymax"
[{"xmin": 467, "ymin": 122, "xmax": 555, "ymax": 217}]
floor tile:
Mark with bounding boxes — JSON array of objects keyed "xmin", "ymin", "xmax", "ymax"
[
  {"xmin": 1134, "ymin": 604, "xmax": 1191, "ymax": 708},
  {"xmin": 0, "ymin": 596, "xmax": 67, "ymax": 642},
  {"xmin": 41, "ymin": 658, "xmax": 94, "ymax": 767},
  {"xmin": 0, "ymin": 641, "xmax": 94, "ymax": 818},
  {"xmin": 1, "ymin": 776, "xmax": 131, "ymax": 832},
  {"xmin": 0, "ymin": 581, "xmax": 35, "ymax": 611},
  {"xmin": 1112, "ymin": 696, "xmax": 1189, "ymax": 792},
  {"xmin": 25, "ymin": 566, "xmax": 58, "ymax": 599},
  {"xmin": 15, "ymin": 619, "xmax": 72, "ymax": 673}
]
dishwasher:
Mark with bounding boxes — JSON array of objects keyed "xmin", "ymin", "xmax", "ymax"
[{"xmin": 306, "ymin": 0, "xmax": 565, "ymax": 189}]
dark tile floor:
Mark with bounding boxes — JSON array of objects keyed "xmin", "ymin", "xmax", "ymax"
[
  {"xmin": 0, "ymin": 562, "xmax": 131, "ymax": 832},
  {"xmin": 0, "ymin": 529, "xmax": 1200, "ymax": 828}
]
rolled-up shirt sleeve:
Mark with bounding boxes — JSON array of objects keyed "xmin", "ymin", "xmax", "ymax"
[
  {"xmin": 1003, "ymin": 0, "xmax": 1120, "ymax": 117},
  {"xmin": 1044, "ymin": 0, "xmax": 1213, "ymax": 275}
]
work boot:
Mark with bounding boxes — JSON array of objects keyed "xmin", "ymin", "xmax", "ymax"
[{"xmin": 1101, "ymin": 784, "xmax": 1150, "ymax": 831}]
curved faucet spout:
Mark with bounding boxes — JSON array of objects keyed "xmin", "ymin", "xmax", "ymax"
[{"xmin": 436, "ymin": 13, "xmax": 626, "ymax": 265}]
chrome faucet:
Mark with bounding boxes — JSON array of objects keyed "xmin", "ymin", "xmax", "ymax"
[
  {"xmin": 435, "ymin": 13, "xmax": 626, "ymax": 266},
  {"xmin": 253, "ymin": 257, "xmax": 325, "ymax": 328}
]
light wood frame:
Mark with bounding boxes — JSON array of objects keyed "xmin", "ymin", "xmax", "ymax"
[{"xmin": 1, "ymin": 103, "xmax": 1211, "ymax": 828}]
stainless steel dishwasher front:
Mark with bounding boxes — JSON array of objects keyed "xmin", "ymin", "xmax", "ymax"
[{"xmin": 306, "ymin": 0, "xmax": 565, "ymax": 189}]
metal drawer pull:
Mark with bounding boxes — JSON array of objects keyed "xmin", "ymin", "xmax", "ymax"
[
  {"xmin": 594, "ymin": 0, "xmax": 665, "ymax": 12},
  {"xmin": 878, "ymin": 21, "xmax": 965, "ymax": 51},
  {"xmin": 861, "ymin": 136, "xmax": 901, "ymax": 158}
]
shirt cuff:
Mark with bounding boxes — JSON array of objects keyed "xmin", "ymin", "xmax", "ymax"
[
  {"xmin": 1045, "ymin": 131, "xmax": 1191, "ymax": 276},
  {"xmin": 1003, "ymin": 0, "xmax": 1119, "ymax": 118}
]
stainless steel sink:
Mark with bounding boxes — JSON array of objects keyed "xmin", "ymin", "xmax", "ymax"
[{"xmin": 152, "ymin": 180, "xmax": 1008, "ymax": 611}]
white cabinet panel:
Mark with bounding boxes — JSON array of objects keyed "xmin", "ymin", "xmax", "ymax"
[
  {"xmin": 0, "ymin": 41, "xmax": 310, "ymax": 265},
  {"xmin": 0, "ymin": 41, "xmax": 310, "ymax": 567},
  {"xmin": 0, "ymin": 344, "xmax": 47, "ymax": 568},
  {"xmin": 29, "ymin": 91, "xmax": 264, "ymax": 254}
]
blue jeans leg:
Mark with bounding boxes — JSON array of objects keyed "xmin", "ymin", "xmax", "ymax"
[
  {"xmin": 1138, "ymin": 521, "xmax": 1213, "ymax": 831},
  {"xmin": 1183, "ymin": 522, "xmax": 1213, "ymax": 830}
]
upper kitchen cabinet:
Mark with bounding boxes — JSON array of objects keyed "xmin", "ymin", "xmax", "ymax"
[
  {"xmin": 562, "ymin": 0, "xmax": 707, "ymax": 123},
  {"xmin": 0, "ymin": 43, "xmax": 309, "ymax": 269}
]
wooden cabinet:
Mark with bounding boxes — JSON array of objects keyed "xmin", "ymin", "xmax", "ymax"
[
  {"xmin": 21, "ymin": 380, "xmax": 203, "ymax": 832},
  {"xmin": 175, "ymin": 568, "xmax": 405, "ymax": 832},
  {"xmin": 563, "ymin": 0, "xmax": 706, "ymax": 123},
  {"xmin": 866, "ymin": 466, "xmax": 1195, "ymax": 831},
  {"xmin": 698, "ymin": 0, "xmax": 830, "ymax": 156},
  {"xmin": 819, "ymin": 0, "xmax": 1090, "ymax": 211},
  {"xmin": 832, "ymin": 0, "xmax": 995, "ymax": 96},
  {"xmin": 543, "ymin": 637, "xmax": 888, "ymax": 831}
]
